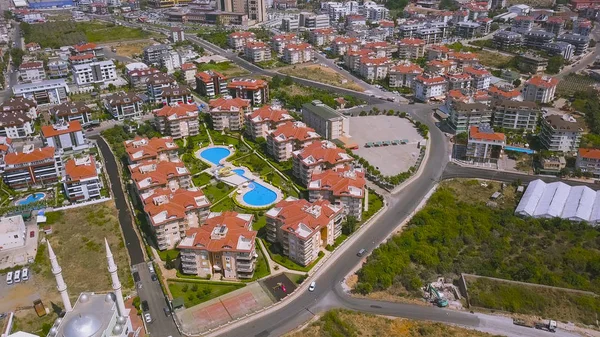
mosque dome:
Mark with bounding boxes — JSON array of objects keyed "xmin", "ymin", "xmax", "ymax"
[{"xmin": 62, "ymin": 313, "xmax": 103, "ymax": 337}]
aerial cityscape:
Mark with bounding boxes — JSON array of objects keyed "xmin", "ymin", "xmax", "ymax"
[{"xmin": 0, "ymin": 0, "xmax": 598, "ymax": 335}]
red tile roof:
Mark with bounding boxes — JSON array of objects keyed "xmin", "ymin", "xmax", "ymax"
[
  {"xmin": 488, "ymin": 85, "xmax": 521, "ymax": 99},
  {"xmin": 73, "ymin": 42, "xmax": 98, "ymax": 53},
  {"xmin": 178, "ymin": 211, "xmax": 255, "ymax": 252},
  {"xmin": 209, "ymin": 97, "xmax": 251, "ymax": 111},
  {"xmin": 359, "ymin": 56, "xmax": 390, "ymax": 66},
  {"xmin": 464, "ymin": 66, "xmax": 491, "ymax": 77},
  {"xmin": 124, "ymin": 136, "xmax": 179, "ymax": 163},
  {"xmin": 229, "ymin": 31, "xmax": 255, "ymax": 39},
  {"xmin": 469, "ymin": 125, "xmax": 505, "ymax": 141},
  {"xmin": 284, "ymin": 43, "xmax": 312, "ymax": 51},
  {"xmin": 294, "ymin": 140, "xmax": 353, "ymax": 167},
  {"xmin": 399, "ymin": 38, "xmax": 425, "ymax": 46},
  {"xmin": 143, "ymin": 187, "xmax": 211, "ymax": 226},
  {"xmin": 547, "ymin": 16, "xmax": 565, "ymax": 23},
  {"xmin": 41, "ymin": 121, "xmax": 82, "ymax": 138},
  {"xmin": 308, "ymin": 166, "xmax": 366, "ymax": 198},
  {"xmin": 269, "ymin": 121, "xmax": 321, "ymax": 143},
  {"xmin": 247, "ymin": 105, "xmax": 293, "ymax": 124},
  {"xmin": 312, "ymin": 28, "xmax": 335, "ymax": 34},
  {"xmin": 526, "ymin": 75, "xmax": 559, "ymax": 88},
  {"xmin": 272, "ymin": 33, "xmax": 297, "ymax": 41},
  {"xmin": 333, "ymin": 37, "xmax": 359, "ymax": 44},
  {"xmin": 68, "ymin": 53, "xmax": 95, "ymax": 61},
  {"xmin": 415, "ymin": 74, "xmax": 446, "ymax": 85},
  {"xmin": 153, "ymin": 104, "xmax": 198, "ymax": 119},
  {"xmin": 514, "ymin": 15, "xmax": 535, "ymax": 21},
  {"xmin": 18, "ymin": 61, "xmax": 43, "ymax": 70},
  {"xmin": 64, "ymin": 156, "xmax": 97, "ymax": 181},
  {"xmin": 195, "ymin": 70, "xmax": 226, "ymax": 82},
  {"xmin": 246, "ymin": 41, "xmax": 269, "ymax": 49},
  {"xmin": 129, "ymin": 160, "xmax": 190, "ymax": 191},
  {"xmin": 267, "ymin": 198, "xmax": 343, "ymax": 240},
  {"xmin": 5, "ymin": 146, "xmax": 54, "ymax": 165},
  {"xmin": 181, "ymin": 63, "xmax": 195, "ymax": 71},
  {"xmin": 227, "ymin": 78, "xmax": 268, "ymax": 90},
  {"xmin": 579, "ymin": 148, "xmax": 600, "ymax": 160},
  {"xmin": 390, "ymin": 62, "xmax": 423, "ymax": 74}
]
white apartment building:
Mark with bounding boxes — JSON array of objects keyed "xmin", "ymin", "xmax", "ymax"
[
  {"xmin": 63, "ymin": 155, "xmax": 102, "ymax": 201},
  {"xmin": 267, "ymin": 121, "xmax": 321, "ymax": 162},
  {"xmin": 129, "ymin": 160, "xmax": 192, "ymax": 194},
  {"xmin": 389, "ymin": 61, "xmax": 423, "ymax": 88},
  {"xmin": 2, "ymin": 145, "xmax": 62, "ymax": 189},
  {"xmin": 282, "ymin": 43, "xmax": 314, "ymax": 64},
  {"xmin": 466, "ymin": 125, "xmax": 506, "ymax": 163},
  {"xmin": 18, "ymin": 61, "xmax": 45, "ymax": 82},
  {"xmin": 271, "ymin": 33, "xmax": 299, "ymax": 55},
  {"xmin": 209, "ymin": 96, "xmax": 251, "ymax": 131},
  {"xmin": 266, "ymin": 197, "xmax": 343, "ymax": 266},
  {"xmin": 577, "ymin": 148, "xmax": 600, "ymax": 177},
  {"xmin": 0, "ymin": 97, "xmax": 37, "ymax": 139},
  {"xmin": 522, "ymin": 75, "xmax": 559, "ymax": 103},
  {"xmin": 41, "ymin": 120, "xmax": 88, "ymax": 152},
  {"xmin": 301, "ymin": 101, "xmax": 349, "ymax": 141},
  {"xmin": 178, "ymin": 211, "xmax": 255, "ymax": 279},
  {"xmin": 464, "ymin": 66, "xmax": 491, "ymax": 90},
  {"xmin": 104, "ymin": 92, "xmax": 144, "ymax": 121},
  {"xmin": 308, "ymin": 28, "xmax": 336, "ymax": 47},
  {"xmin": 358, "ymin": 56, "xmax": 390, "ymax": 82},
  {"xmin": 72, "ymin": 60, "xmax": 117, "ymax": 86},
  {"xmin": 540, "ymin": 114, "xmax": 583, "ymax": 153},
  {"xmin": 492, "ymin": 100, "xmax": 540, "ymax": 131},
  {"xmin": 13, "ymin": 79, "xmax": 69, "ymax": 105},
  {"xmin": 228, "ymin": 31, "xmax": 256, "ymax": 53},
  {"xmin": 308, "ymin": 165, "xmax": 366, "ymax": 220},
  {"xmin": 397, "ymin": 38, "xmax": 426, "ymax": 59},
  {"xmin": 292, "ymin": 140, "xmax": 354, "ymax": 186},
  {"xmin": 153, "ymin": 104, "xmax": 200, "ymax": 139},
  {"xmin": 244, "ymin": 42, "xmax": 272, "ymax": 63},
  {"xmin": 448, "ymin": 101, "xmax": 493, "ymax": 134},
  {"xmin": 414, "ymin": 74, "xmax": 447, "ymax": 101}
]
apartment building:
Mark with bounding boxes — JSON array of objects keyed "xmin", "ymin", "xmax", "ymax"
[
  {"xmin": 267, "ymin": 121, "xmax": 321, "ymax": 162},
  {"xmin": 195, "ymin": 70, "xmax": 227, "ymax": 98},
  {"xmin": 522, "ymin": 75, "xmax": 558, "ymax": 103},
  {"xmin": 445, "ymin": 72, "xmax": 472, "ymax": 91},
  {"xmin": 178, "ymin": 211, "xmax": 255, "ymax": 278},
  {"xmin": 464, "ymin": 66, "xmax": 491, "ymax": 90},
  {"xmin": 299, "ymin": 12, "xmax": 329, "ymax": 29},
  {"xmin": 104, "ymin": 92, "xmax": 143, "ymax": 121},
  {"xmin": 358, "ymin": 56, "xmax": 391, "ymax": 82},
  {"xmin": 397, "ymin": 38, "xmax": 425, "ymax": 59},
  {"xmin": 161, "ymin": 85, "xmax": 193, "ymax": 105},
  {"xmin": 539, "ymin": 114, "xmax": 583, "ymax": 153},
  {"xmin": 47, "ymin": 59, "xmax": 69, "ymax": 79},
  {"xmin": 72, "ymin": 60, "xmax": 117, "ymax": 86},
  {"xmin": 72, "ymin": 42, "xmax": 104, "ymax": 59},
  {"xmin": 0, "ymin": 97, "xmax": 37, "ymax": 139},
  {"xmin": 181, "ymin": 63, "xmax": 196, "ymax": 86},
  {"xmin": 446, "ymin": 52, "xmax": 480, "ymax": 67},
  {"xmin": 543, "ymin": 41, "xmax": 574, "ymax": 60},
  {"xmin": 426, "ymin": 59, "xmax": 457, "ymax": 75},
  {"xmin": 271, "ymin": 33, "xmax": 298, "ymax": 55},
  {"xmin": 125, "ymin": 137, "xmax": 179, "ymax": 164},
  {"xmin": 144, "ymin": 188, "xmax": 211, "ymax": 251},
  {"xmin": 487, "ymin": 85, "xmax": 522, "ymax": 101},
  {"xmin": 266, "ymin": 197, "xmax": 343, "ymax": 266},
  {"xmin": 68, "ymin": 53, "xmax": 96, "ymax": 66},
  {"xmin": 143, "ymin": 44, "xmax": 170, "ymax": 66},
  {"xmin": 414, "ymin": 73, "xmax": 447, "ymax": 102},
  {"xmin": 209, "ymin": 96, "xmax": 251, "ymax": 131},
  {"xmin": 426, "ymin": 44, "xmax": 451, "ymax": 60},
  {"xmin": 244, "ymin": 104, "xmax": 294, "ymax": 140},
  {"xmin": 448, "ymin": 101, "xmax": 493, "ymax": 134},
  {"xmin": 574, "ymin": 19, "xmax": 592, "ymax": 36},
  {"xmin": 389, "ymin": 61, "xmax": 423, "ymax": 88},
  {"xmin": 344, "ymin": 49, "xmax": 374, "ymax": 72},
  {"xmin": 292, "ymin": 140, "xmax": 353, "ymax": 185},
  {"xmin": 129, "ymin": 159, "xmax": 192, "ymax": 194},
  {"xmin": 512, "ymin": 15, "xmax": 534, "ymax": 33},
  {"xmin": 227, "ymin": 78, "xmax": 269, "ymax": 106},
  {"xmin": 301, "ymin": 101, "xmax": 349, "ymax": 140},
  {"xmin": 544, "ymin": 16, "xmax": 565, "ymax": 35},
  {"xmin": 18, "ymin": 61, "xmax": 45, "ymax": 82},
  {"xmin": 576, "ymin": 148, "xmax": 600, "ymax": 177},
  {"xmin": 455, "ymin": 21, "xmax": 481, "ymax": 39},
  {"xmin": 466, "ymin": 125, "xmax": 506, "ymax": 163},
  {"xmin": 41, "ymin": 120, "xmax": 87, "ymax": 152},
  {"xmin": 331, "ymin": 36, "xmax": 360, "ymax": 56},
  {"xmin": 523, "ymin": 30, "xmax": 555, "ymax": 49},
  {"xmin": 557, "ymin": 33, "xmax": 589, "ymax": 55},
  {"xmin": 308, "ymin": 165, "xmax": 366, "ymax": 220},
  {"xmin": 228, "ymin": 31, "xmax": 256, "ymax": 53},
  {"xmin": 50, "ymin": 101, "xmax": 93, "ymax": 126},
  {"xmin": 12, "ymin": 79, "xmax": 69, "ymax": 105},
  {"xmin": 63, "ymin": 155, "xmax": 102, "ymax": 201},
  {"xmin": 153, "ymin": 104, "xmax": 199, "ymax": 139},
  {"xmin": 308, "ymin": 28, "xmax": 336, "ymax": 47},
  {"xmin": 2, "ymin": 145, "xmax": 61, "ymax": 189},
  {"xmin": 493, "ymin": 30, "xmax": 523, "ymax": 50},
  {"xmin": 492, "ymin": 100, "xmax": 540, "ymax": 131},
  {"xmin": 170, "ymin": 27, "xmax": 185, "ymax": 43},
  {"xmin": 518, "ymin": 54, "xmax": 549, "ymax": 73},
  {"xmin": 282, "ymin": 43, "xmax": 314, "ymax": 64},
  {"xmin": 244, "ymin": 42, "xmax": 272, "ymax": 63},
  {"xmin": 147, "ymin": 73, "xmax": 177, "ymax": 103},
  {"xmin": 127, "ymin": 68, "xmax": 161, "ymax": 90}
]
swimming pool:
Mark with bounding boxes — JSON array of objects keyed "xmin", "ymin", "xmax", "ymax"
[
  {"xmin": 16, "ymin": 192, "xmax": 46, "ymax": 206},
  {"xmin": 505, "ymin": 146, "xmax": 535, "ymax": 154},
  {"xmin": 200, "ymin": 147, "xmax": 232, "ymax": 165},
  {"xmin": 233, "ymin": 169, "xmax": 278, "ymax": 207}
]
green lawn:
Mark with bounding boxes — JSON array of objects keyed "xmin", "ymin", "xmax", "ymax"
[
  {"xmin": 157, "ymin": 249, "xmax": 179, "ymax": 261},
  {"xmin": 168, "ymin": 280, "xmax": 244, "ymax": 308},
  {"xmin": 210, "ymin": 196, "xmax": 244, "ymax": 212},
  {"xmin": 210, "ymin": 130, "xmax": 240, "ymax": 147},
  {"xmin": 193, "ymin": 172, "xmax": 213, "ymax": 187},
  {"xmin": 182, "ymin": 153, "xmax": 209, "ymax": 175},
  {"xmin": 253, "ymin": 215, "xmax": 267, "ymax": 232},
  {"xmin": 263, "ymin": 240, "xmax": 323, "ymax": 272},
  {"xmin": 363, "ymin": 190, "xmax": 383, "ymax": 220},
  {"xmin": 204, "ymin": 182, "xmax": 234, "ymax": 203},
  {"xmin": 233, "ymin": 154, "xmax": 272, "ymax": 177}
]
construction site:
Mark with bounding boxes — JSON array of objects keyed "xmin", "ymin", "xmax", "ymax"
[{"xmin": 422, "ymin": 277, "xmax": 463, "ymax": 309}]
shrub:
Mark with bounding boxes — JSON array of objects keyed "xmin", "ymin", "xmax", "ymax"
[
  {"xmin": 216, "ymin": 181, "xmax": 225, "ymax": 189},
  {"xmin": 191, "ymin": 284, "xmax": 198, "ymax": 292},
  {"xmin": 318, "ymin": 251, "xmax": 325, "ymax": 257},
  {"xmin": 181, "ymin": 284, "xmax": 189, "ymax": 292}
]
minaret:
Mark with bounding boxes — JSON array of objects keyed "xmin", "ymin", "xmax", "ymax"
[
  {"xmin": 48, "ymin": 242, "xmax": 72, "ymax": 312},
  {"xmin": 105, "ymin": 238, "xmax": 126, "ymax": 316}
]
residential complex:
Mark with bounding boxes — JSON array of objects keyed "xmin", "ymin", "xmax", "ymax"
[
  {"xmin": 104, "ymin": 92, "xmax": 143, "ymax": 121},
  {"xmin": 466, "ymin": 125, "xmax": 506, "ymax": 163},
  {"xmin": 244, "ymin": 105, "xmax": 294, "ymax": 140},
  {"xmin": 129, "ymin": 160, "xmax": 192, "ymax": 194},
  {"xmin": 301, "ymin": 101, "xmax": 350, "ymax": 140},
  {"xmin": 209, "ymin": 96, "xmax": 251, "ymax": 131},
  {"xmin": 153, "ymin": 104, "xmax": 200, "ymax": 139},
  {"xmin": 41, "ymin": 120, "xmax": 88, "ymax": 152},
  {"xmin": 308, "ymin": 165, "xmax": 366, "ymax": 220},
  {"xmin": 292, "ymin": 140, "xmax": 354, "ymax": 185},
  {"xmin": 50, "ymin": 101, "xmax": 93, "ymax": 126},
  {"xmin": 522, "ymin": 76, "xmax": 558, "ymax": 103},
  {"xmin": 2, "ymin": 145, "xmax": 61, "ymax": 189},
  {"xmin": 539, "ymin": 114, "xmax": 583, "ymax": 153},
  {"xmin": 227, "ymin": 78, "xmax": 269, "ymax": 106},
  {"xmin": 63, "ymin": 155, "xmax": 102, "ymax": 201},
  {"xmin": 196, "ymin": 70, "xmax": 227, "ymax": 98},
  {"xmin": 124, "ymin": 137, "xmax": 180, "ymax": 164},
  {"xmin": 577, "ymin": 148, "xmax": 600, "ymax": 177},
  {"xmin": 267, "ymin": 121, "xmax": 321, "ymax": 162}
]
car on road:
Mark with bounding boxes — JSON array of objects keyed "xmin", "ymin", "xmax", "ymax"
[
  {"xmin": 144, "ymin": 312, "xmax": 152, "ymax": 323},
  {"xmin": 357, "ymin": 248, "xmax": 367, "ymax": 257},
  {"xmin": 6, "ymin": 272, "xmax": 13, "ymax": 285},
  {"xmin": 281, "ymin": 284, "xmax": 287, "ymax": 293},
  {"xmin": 29, "ymin": 231, "xmax": 34, "ymax": 238},
  {"xmin": 133, "ymin": 271, "xmax": 140, "ymax": 283},
  {"xmin": 151, "ymin": 274, "xmax": 158, "ymax": 281},
  {"xmin": 163, "ymin": 307, "xmax": 171, "ymax": 316},
  {"xmin": 148, "ymin": 262, "xmax": 155, "ymax": 274},
  {"xmin": 141, "ymin": 300, "xmax": 149, "ymax": 312},
  {"xmin": 309, "ymin": 281, "xmax": 316, "ymax": 292},
  {"xmin": 22, "ymin": 267, "xmax": 29, "ymax": 281}
]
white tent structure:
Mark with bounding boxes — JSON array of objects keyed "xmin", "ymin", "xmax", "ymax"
[{"xmin": 515, "ymin": 179, "xmax": 600, "ymax": 224}]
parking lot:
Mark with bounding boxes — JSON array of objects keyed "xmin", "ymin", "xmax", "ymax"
[
  {"xmin": 0, "ymin": 269, "xmax": 40, "ymax": 314},
  {"xmin": 349, "ymin": 115, "xmax": 424, "ymax": 176}
]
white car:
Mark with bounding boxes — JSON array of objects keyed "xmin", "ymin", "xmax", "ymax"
[
  {"xmin": 22, "ymin": 267, "xmax": 29, "ymax": 281},
  {"xmin": 13, "ymin": 270, "xmax": 21, "ymax": 283},
  {"xmin": 144, "ymin": 312, "xmax": 152, "ymax": 323},
  {"xmin": 308, "ymin": 281, "xmax": 316, "ymax": 292},
  {"xmin": 6, "ymin": 271, "xmax": 13, "ymax": 285}
]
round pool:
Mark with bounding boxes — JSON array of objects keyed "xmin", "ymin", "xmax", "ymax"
[
  {"xmin": 200, "ymin": 147, "xmax": 232, "ymax": 166},
  {"xmin": 242, "ymin": 182, "xmax": 278, "ymax": 207},
  {"xmin": 16, "ymin": 192, "xmax": 46, "ymax": 206}
]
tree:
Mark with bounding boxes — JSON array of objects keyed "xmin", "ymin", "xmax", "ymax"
[
  {"xmin": 546, "ymin": 55, "xmax": 564, "ymax": 74},
  {"xmin": 513, "ymin": 79, "xmax": 521, "ymax": 87},
  {"xmin": 342, "ymin": 216, "xmax": 359, "ymax": 235},
  {"xmin": 107, "ymin": 83, "xmax": 116, "ymax": 92},
  {"xmin": 491, "ymin": 23, "xmax": 500, "ymax": 31},
  {"xmin": 165, "ymin": 255, "xmax": 174, "ymax": 269},
  {"xmin": 173, "ymin": 70, "xmax": 185, "ymax": 84}
]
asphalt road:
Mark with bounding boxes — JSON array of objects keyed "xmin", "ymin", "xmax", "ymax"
[
  {"xmin": 557, "ymin": 24, "xmax": 600, "ymax": 78},
  {"xmin": 1, "ymin": 22, "xmax": 20, "ymax": 102}
]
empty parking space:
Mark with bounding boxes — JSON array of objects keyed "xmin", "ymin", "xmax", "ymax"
[{"xmin": 349, "ymin": 116, "xmax": 424, "ymax": 176}]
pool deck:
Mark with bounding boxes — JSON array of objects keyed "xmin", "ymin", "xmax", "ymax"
[{"xmin": 196, "ymin": 146, "xmax": 283, "ymax": 208}]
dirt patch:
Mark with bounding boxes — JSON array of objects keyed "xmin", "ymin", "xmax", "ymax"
[
  {"xmin": 278, "ymin": 64, "xmax": 365, "ymax": 92},
  {"xmin": 345, "ymin": 274, "xmax": 358, "ymax": 289},
  {"xmin": 106, "ymin": 40, "xmax": 154, "ymax": 58},
  {"xmin": 440, "ymin": 179, "xmax": 517, "ymax": 209},
  {"xmin": 477, "ymin": 50, "xmax": 514, "ymax": 69}
]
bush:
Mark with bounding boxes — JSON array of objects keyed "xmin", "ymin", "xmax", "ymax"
[
  {"xmin": 191, "ymin": 284, "xmax": 198, "ymax": 292},
  {"xmin": 181, "ymin": 284, "xmax": 189, "ymax": 292},
  {"xmin": 216, "ymin": 181, "xmax": 225, "ymax": 189},
  {"xmin": 318, "ymin": 251, "xmax": 325, "ymax": 257}
]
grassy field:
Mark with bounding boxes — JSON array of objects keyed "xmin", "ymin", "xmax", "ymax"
[
  {"xmin": 286, "ymin": 309, "xmax": 495, "ymax": 337},
  {"xmin": 467, "ymin": 277, "xmax": 600, "ymax": 325},
  {"xmin": 113, "ymin": 41, "xmax": 154, "ymax": 58},
  {"xmin": 204, "ymin": 182, "xmax": 234, "ymax": 203},
  {"xmin": 557, "ymin": 74, "xmax": 598, "ymax": 97},
  {"xmin": 198, "ymin": 62, "xmax": 250, "ymax": 77},
  {"xmin": 278, "ymin": 65, "xmax": 365, "ymax": 92},
  {"xmin": 440, "ymin": 179, "xmax": 517, "ymax": 209},
  {"xmin": 22, "ymin": 20, "xmax": 150, "ymax": 48},
  {"xmin": 193, "ymin": 172, "xmax": 213, "ymax": 187},
  {"xmin": 168, "ymin": 280, "xmax": 244, "ymax": 308},
  {"xmin": 477, "ymin": 50, "xmax": 515, "ymax": 69}
]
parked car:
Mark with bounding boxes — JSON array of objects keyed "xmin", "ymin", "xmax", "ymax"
[
  {"xmin": 141, "ymin": 300, "xmax": 149, "ymax": 312},
  {"xmin": 151, "ymin": 274, "xmax": 158, "ymax": 281},
  {"xmin": 13, "ymin": 270, "xmax": 20, "ymax": 283},
  {"xmin": 144, "ymin": 312, "xmax": 152, "ymax": 323},
  {"xmin": 163, "ymin": 307, "xmax": 171, "ymax": 316},
  {"xmin": 148, "ymin": 263, "xmax": 155, "ymax": 274},
  {"xmin": 6, "ymin": 272, "xmax": 13, "ymax": 285},
  {"xmin": 29, "ymin": 231, "xmax": 34, "ymax": 238},
  {"xmin": 22, "ymin": 267, "xmax": 29, "ymax": 281}
]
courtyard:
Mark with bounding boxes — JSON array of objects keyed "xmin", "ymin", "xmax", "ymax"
[{"xmin": 349, "ymin": 116, "xmax": 424, "ymax": 176}]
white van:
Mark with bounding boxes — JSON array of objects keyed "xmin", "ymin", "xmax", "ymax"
[
  {"xmin": 6, "ymin": 271, "xmax": 13, "ymax": 285},
  {"xmin": 14, "ymin": 270, "xmax": 21, "ymax": 283},
  {"xmin": 22, "ymin": 267, "xmax": 29, "ymax": 281}
]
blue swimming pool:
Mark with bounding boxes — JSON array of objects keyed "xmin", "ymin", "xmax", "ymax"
[
  {"xmin": 505, "ymin": 146, "xmax": 535, "ymax": 154},
  {"xmin": 200, "ymin": 147, "xmax": 232, "ymax": 165},
  {"xmin": 234, "ymin": 170, "xmax": 278, "ymax": 207},
  {"xmin": 16, "ymin": 192, "xmax": 46, "ymax": 206}
]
